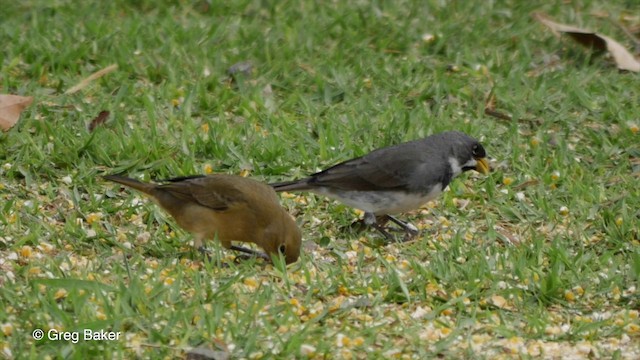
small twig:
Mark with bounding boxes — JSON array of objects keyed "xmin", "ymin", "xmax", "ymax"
[
  {"xmin": 484, "ymin": 86, "xmax": 513, "ymax": 122},
  {"xmin": 513, "ymin": 179, "xmax": 539, "ymax": 191},
  {"xmin": 484, "ymin": 108, "xmax": 513, "ymax": 121},
  {"xmin": 65, "ymin": 64, "xmax": 118, "ymax": 95}
]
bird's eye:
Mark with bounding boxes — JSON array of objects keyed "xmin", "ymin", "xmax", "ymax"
[
  {"xmin": 472, "ymin": 144, "xmax": 483, "ymax": 157},
  {"xmin": 279, "ymin": 244, "xmax": 287, "ymax": 253}
]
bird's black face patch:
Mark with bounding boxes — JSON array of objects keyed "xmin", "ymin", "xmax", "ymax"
[{"xmin": 471, "ymin": 143, "xmax": 486, "ymax": 159}]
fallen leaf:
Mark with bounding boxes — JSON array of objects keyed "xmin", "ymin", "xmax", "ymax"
[
  {"xmin": 227, "ymin": 61, "xmax": 253, "ymax": 79},
  {"xmin": 88, "ymin": 110, "xmax": 110, "ymax": 132},
  {"xmin": 0, "ymin": 94, "xmax": 34, "ymax": 132},
  {"xmin": 532, "ymin": 12, "xmax": 640, "ymax": 72},
  {"xmin": 65, "ymin": 64, "xmax": 118, "ymax": 95},
  {"xmin": 489, "ymin": 294, "xmax": 514, "ymax": 310},
  {"xmin": 225, "ymin": 61, "xmax": 254, "ymax": 88}
]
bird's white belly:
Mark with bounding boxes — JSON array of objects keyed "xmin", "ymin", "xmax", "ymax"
[{"xmin": 314, "ymin": 184, "xmax": 443, "ymax": 214}]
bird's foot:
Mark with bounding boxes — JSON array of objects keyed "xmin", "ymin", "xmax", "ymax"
[
  {"xmin": 385, "ymin": 215, "xmax": 419, "ymax": 242},
  {"xmin": 366, "ymin": 214, "xmax": 419, "ymax": 243},
  {"xmin": 353, "ymin": 212, "xmax": 420, "ymax": 243}
]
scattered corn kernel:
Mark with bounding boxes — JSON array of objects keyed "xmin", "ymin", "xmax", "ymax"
[
  {"xmin": 8, "ymin": 213, "xmax": 17, "ymax": 224},
  {"xmin": 615, "ymin": 217, "xmax": 624, "ymax": 226},
  {"xmin": 629, "ymin": 123, "xmax": 639, "ymax": 134},
  {"xmin": 19, "ymin": 246, "xmax": 33, "ymax": 258},
  {"xmin": 625, "ymin": 323, "xmax": 640, "ymax": 334},
  {"xmin": 203, "ymin": 164, "xmax": 214, "ymax": 174},
  {"xmin": 352, "ymin": 336, "xmax": 365, "ymax": 347},
  {"xmin": 502, "ymin": 177, "xmax": 514, "ymax": 186},
  {"xmin": 530, "ymin": 137, "xmax": 540, "ymax": 147},
  {"xmin": 551, "ymin": 171, "xmax": 560, "ymax": 181},
  {"xmin": 438, "ymin": 216, "xmax": 451, "ymax": 227},
  {"xmin": 300, "ymin": 344, "xmax": 316, "ymax": 357},
  {"xmin": 86, "ymin": 212, "xmax": 101, "ymax": 225},
  {"xmin": 201, "ymin": 123, "xmax": 210, "ymax": 133},
  {"xmin": 336, "ymin": 333, "xmax": 351, "ymax": 347},
  {"xmin": 564, "ymin": 291, "xmax": 575, "ymax": 302},
  {"xmin": 613, "ymin": 286, "xmax": 621, "ymax": 300},
  {"xmin": 338, "ymin": 285, "xmax": 350, "ymax": 296},
  {"xmin": 54, "ymin": 289, "xmax": 68, "ymax": 300},
  {"xmin": 559, "ymin": 206, "xmax": 569, "ymax": 216},
  {"xmin": 1, "ymin": 323, "xmax": 13, "ymax": 336}
]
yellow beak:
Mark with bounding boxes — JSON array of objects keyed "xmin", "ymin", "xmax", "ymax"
[{"xmin": 475, "ymin": 157, "xmax": 490, "ymax": 174}]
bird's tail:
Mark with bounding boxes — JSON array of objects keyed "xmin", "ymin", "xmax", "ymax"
[
  {"xmin": 103, "ymin": 175, "xmax": 156, "ymax": 195},
  {"xmin": 269, "ymin": 179, "xmax": 311, "ymax": 192}
]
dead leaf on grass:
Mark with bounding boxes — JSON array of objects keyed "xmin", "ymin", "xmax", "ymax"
[
  {"xmin": 88, "ymin": 110, "xmax": 110, "ymax": 132},
  {"xmin": 532, "ymin": 12, "xmax": 640, "ymax": 72},
  {"xmin": 0, "ymin": 94, "xmax": 34, "ymax": 132},
  {"xmin": 489, "ymin": 294, "xmax": 510, "ymax": 309}
]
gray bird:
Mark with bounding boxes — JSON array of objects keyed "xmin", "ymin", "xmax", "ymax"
[{"xmin": 270, "ymin": 131, "xmax": 489, "ymax": 241}]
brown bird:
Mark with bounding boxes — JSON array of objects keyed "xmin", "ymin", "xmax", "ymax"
[
  {"xmin": 104, "ymin": 174, "xmax": 302, "ymax": 264},
  {"xmin": 271, "ymin": 131, "xmax": 489, "ymax": 240}
]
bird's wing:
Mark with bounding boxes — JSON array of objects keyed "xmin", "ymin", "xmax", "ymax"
[
  {"xmin": 158, "ymin": 176, "xmax": 247, "ymax": 211},
  {"xmin": 310, "ymin": 142, "xmax": 449, "ymax": 191}
]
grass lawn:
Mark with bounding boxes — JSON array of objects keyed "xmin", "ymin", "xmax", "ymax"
[{"xmin": 1, "ymin": 0, "xmax": 639, "ymax": 358}]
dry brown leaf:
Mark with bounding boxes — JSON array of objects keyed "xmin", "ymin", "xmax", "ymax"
[
  {"xmin": 88, "ymin": 110, "xmax": 110, "ymax": 132},
  {"xmin": 0, "ymin": 94, "xmax": 34, "ymax": 132},
  {"xmin": 532, "ymin": 12, "xmax": 640, "ymax": 72},
  {"xmin": 65, "ymin": 64, "xmax": 118, "ymax": 95},
  {"xmin": 489, "ymin": 295, "xmax": 508, "ymax": 309}
]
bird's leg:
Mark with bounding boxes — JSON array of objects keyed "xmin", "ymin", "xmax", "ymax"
[
  {"xmin": 385, "ymin": 215, "xmax": 419, "ymax": 241},
  {"xmin": 194, "ymin": 235, "xmax": 211, "ymax": 256},
  {"xmin": 364, "ymin": 212, "xmax": 394, "ymax": 241},
  {"xmin": 229, "ymin": 245, "xmax": 271, "ymax": 262}
]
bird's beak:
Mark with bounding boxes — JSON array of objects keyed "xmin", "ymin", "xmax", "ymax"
[{"xmin": 475, "ymin": 157, "xmax": 490, "ymax": 174}]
